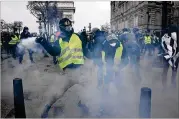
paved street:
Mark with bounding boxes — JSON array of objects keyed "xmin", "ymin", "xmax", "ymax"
[{"xmin": 1, "ymin": 53, "xmax": 178, "ymax": 118}]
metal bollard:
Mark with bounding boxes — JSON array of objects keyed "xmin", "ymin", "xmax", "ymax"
[
  {"xmin": 139, "ymin": 87, "xmax": 152, "ymax": 118},
  {"xmin": 13, "ymin": 78, "xmax": 26, "ymax": 118}
]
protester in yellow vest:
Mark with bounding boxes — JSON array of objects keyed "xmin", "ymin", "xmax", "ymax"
[
  {"xmin": 9, "ymin": 28, "xmax": 20, "ymax": 59},
  {"xmin": 144, "ymin": 33, "xmax": 152, "ymax": 56},
  {"xmin": 101, "ymin": 34, "xmax": 123, "ymax": 90},
  {"xmin": 36, "ymin": 18, "xmax": 87, "ymax": 118},
  {"xmin": 36, "ymin": 18, "xmax": 84, "ymax": 70}
]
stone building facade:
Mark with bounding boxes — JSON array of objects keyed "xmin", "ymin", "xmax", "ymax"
[
  {"xmin": 56, "ymin": 1, "xmax": 75, "ymax": 23},
  {"xmin": 52, "ymin": 1, "xmax": 75, "ymax": 34},
  {"xmin": 172, "ymin": 1, "xmax": 179, "ymax": 25},
  {"xmin": 110, "ymin": 1, "xmax": 179, "ymax": 33}
]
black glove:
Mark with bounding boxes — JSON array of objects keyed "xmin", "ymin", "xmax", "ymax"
[{"xmin": 35, "ymin": 37, "xmax": 46, "ymax": 44}]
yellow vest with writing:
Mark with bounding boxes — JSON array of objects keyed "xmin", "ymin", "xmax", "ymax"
[
  {"xmin": 9, "ymin": 35, "xmax": 20, "ymax": 45},
  {"xmin": 144, "ymin": 36, "xmax": 151, "ymax": 44},
  {"xmin": 57, "ymin": 34, "xmax": 84, "ymax": 69}
]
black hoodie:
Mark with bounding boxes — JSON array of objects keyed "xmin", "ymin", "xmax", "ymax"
[{"xmin": 20, "ymin": 27, "xmax": 31, "ymax": 39}]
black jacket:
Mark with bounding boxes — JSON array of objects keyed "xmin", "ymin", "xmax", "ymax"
[{"xmin": 20, "ymin": 31, "xmax": 31, "ymax": 39}]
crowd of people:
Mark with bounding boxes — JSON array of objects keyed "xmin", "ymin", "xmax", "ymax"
[
  {"xmin": 1, "ymin": 17, "xmax": 178, "ymax": 117},
  {"xmin": 1, "ymin": 26, "xmax": 49, "ymax": 63},
  {"xmin": 35, "ymin": 18, "xmax": 179, "ymax": 117}
]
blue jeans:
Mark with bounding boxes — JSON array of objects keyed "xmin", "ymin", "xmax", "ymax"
[{"xmin": 19, "ymin": 49, "xmax": 34, "ymax": 63}]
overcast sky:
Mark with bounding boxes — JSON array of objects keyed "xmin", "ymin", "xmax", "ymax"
[{"xmin": 1, "ymin": 1, "xmax": 110, "ymax": 33}]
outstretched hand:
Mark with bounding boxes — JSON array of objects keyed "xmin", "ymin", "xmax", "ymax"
[{"xmin": 36, "ymin": 37, "xmax": 46, "ymax": 44}]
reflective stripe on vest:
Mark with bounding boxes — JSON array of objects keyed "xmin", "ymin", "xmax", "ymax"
[
  {"xmin": 9, "ymin": 35, "xmax": 20, "ymax": 45},
  {"xmin": 57, "ymin": 34, "xmax": 84, "ymax": 69},
  {"xmin": 101, "ymin": 43, "xmax": 123, "ymax": 65},
  {"xmin": 144, "ymin": 36, "xmax": 151, "ymax": 44}
]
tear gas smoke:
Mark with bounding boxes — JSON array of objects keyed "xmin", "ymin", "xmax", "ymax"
[{"xmin": 17, "ymin": 37, "xmax": 44, "ymax": 54}]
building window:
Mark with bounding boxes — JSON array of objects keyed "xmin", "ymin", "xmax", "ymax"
[
  {"xmin": 155, "ymin": 12, "xmax": 161, "ymax": 25},
  {"xmin": 135, "ymin": 1, "xmax": 139, "ymax": 6},
  {"xmin": 122, "ymin": 4, "xmax": 124, "ymax": 12},
  {"xmin": 139, "ymin": 15, "xmax": 144, "ymax": 25},
  {"xmin": 125, "ymin": 20, "xmax": 128, "ymax": 28},
  {"xmin": 174, "ymin": 8, "xmax": 179, "ymax": 17},
  {"xmin": 126, "ymin": 2, "xmax": 128, "ymax": 10},
  {"xmin": 113, "ymin": 2, "xmax": 115, "ymax": 12},
  {"xmin": 134, "ymin": 15, "xmax": 138, "ymax": 26},
  {"xmin": 118, "ymin": 2, "xmax": 120, "ymax": 8}
]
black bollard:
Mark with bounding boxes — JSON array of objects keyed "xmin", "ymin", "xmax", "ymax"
[
  {"xmin": 139, "ymin": 87, "xmax": 152, "ymax": 118},
  {"xmin": 13, "ymin": 78, "xmax": 26, "ymax": 118}
]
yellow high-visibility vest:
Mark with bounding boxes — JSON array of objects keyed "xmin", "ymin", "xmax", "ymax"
[
  {"xmin": 9, "ymin": 35, "xmax": 20, "ymax": 45},
  {"xmin": 101, "ymin": 43, "xmax": 123, "ymax": 76},
  {"xmin": 102, "ymin": 43, "xmax": 123, "ymax": 65},
  {"xmin": 144, "ymin": 36, "xmax": 151, "ymax": 44},
  {"xmin": 57, "ymin": 33, "xmax": 84, "ymax": 69}
]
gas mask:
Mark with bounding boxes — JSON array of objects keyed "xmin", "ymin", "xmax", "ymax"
[
  {"xmin": 65, "ymin": 26, "xmax": 73, "ymax": 32},
  {"xmin": 59, "ymin": 25, "xmax": 73, "ymax": 38}
]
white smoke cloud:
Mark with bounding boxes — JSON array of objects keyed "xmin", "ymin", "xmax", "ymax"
[{"xmin": 17, "ymin": 37, "xmax": 44, "ymax": 54}]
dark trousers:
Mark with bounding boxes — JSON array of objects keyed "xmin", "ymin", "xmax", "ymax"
[
  {"xmin": 144, "ymin": 44, "xmax": 152, "ymax": 56},
  {"xmin": 162, "ymin": 57, "xmax": 179, "ymax": 88},
  {"xmin": 139, "ymin": 43, "xmax": 145, "ymax": 55},
  {"xmin": 10, "ymin": 44, "xmax": 17, "ymax": 59},
  {"xmin": 53, "ymin": 56, "xmax": 57, "ymax": 64},
  {"xmin": 19, "ymin": 49, "xmax": 34, "ymax": 64}
]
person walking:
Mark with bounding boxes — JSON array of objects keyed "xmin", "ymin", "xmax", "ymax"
[{"xmin": 19, "ymin": 26, "xmax": 34, "ymax": 64}]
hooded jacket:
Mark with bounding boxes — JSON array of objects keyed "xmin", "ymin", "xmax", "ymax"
[{"xmin": 20, "ymin": 27, "xmax": 31, "ymax": 39}]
